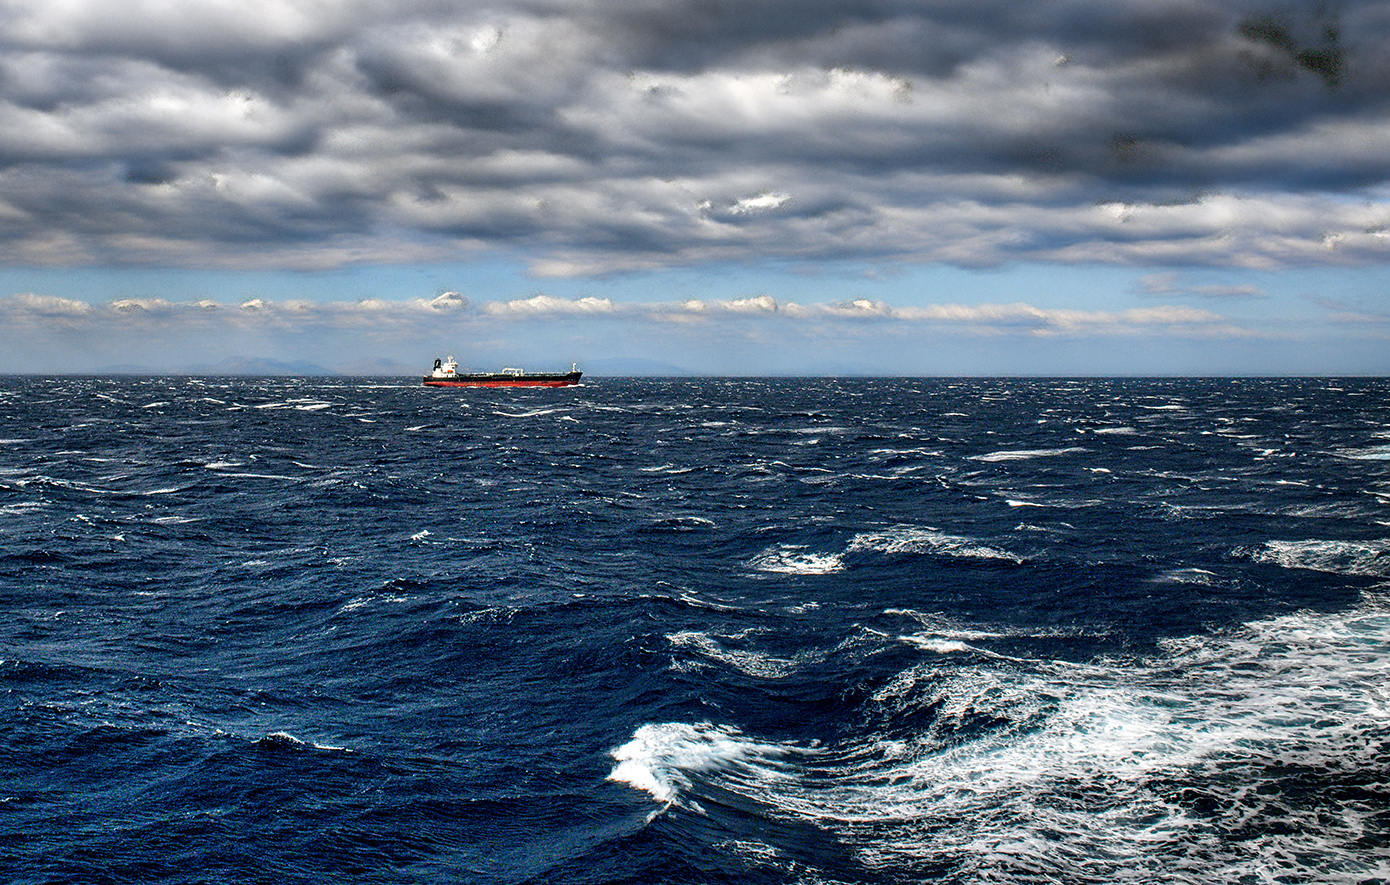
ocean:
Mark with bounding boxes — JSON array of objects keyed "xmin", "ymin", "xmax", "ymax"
[{"xmin": 2, "ymin": 376, "xmax": 1387, "ymax": 884}]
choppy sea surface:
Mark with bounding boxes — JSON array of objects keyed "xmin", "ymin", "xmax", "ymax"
[{"xmin": 2, "ymin": 376, "xmax": 1388, "ymax": 884}]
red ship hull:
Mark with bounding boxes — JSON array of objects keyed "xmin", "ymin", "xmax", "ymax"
[{"xmin": 422, "ymin": 371, "xmax": 582, "ymax": 388}]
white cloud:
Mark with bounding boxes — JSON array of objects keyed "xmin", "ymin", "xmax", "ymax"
[
  {"xmin": 6, "ymin": 292, "xmax": 93, "ymax": 316},
  {"xmin": 484, "ymin": 294, "xmax": 617, "ymax": 316},
  {"xmin": 0, "ymin": 291, "xmax": 1244, "ymax": 340},
  {"xmin": 729, "ymin": 192, "xmax": 792, "ymax": 215},
  {"xmin": 716, "ymin": 294, "xmax": 779, "ymax": 313}
]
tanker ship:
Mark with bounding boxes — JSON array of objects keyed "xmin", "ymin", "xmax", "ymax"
[{"xmin": 423, "ymin": 356, "xmax": 582, "ymax": 388}]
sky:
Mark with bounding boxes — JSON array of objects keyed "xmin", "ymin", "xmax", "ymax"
[{"xmin": 2, "ymin": 0, "xmax": 1389, "ymax": 375}]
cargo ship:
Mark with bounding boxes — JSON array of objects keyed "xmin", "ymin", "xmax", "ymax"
[{"xmin": 423, "ymin": 356, "xmax": 582, "ymax": 388}]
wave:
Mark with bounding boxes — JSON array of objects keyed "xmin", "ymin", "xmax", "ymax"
[
  {"xmin": 667, "ymin": 630, "xmax": 816, "ymax": 678},
  {"xmin": 610, "ymin": 600, "xmax": 1390, "ymax": 882},
  {"xmin": 494, "ymin": 407, "xmax": 569, "ymax": 418},
  {"xmin": 749, "ymin": 527, "xmax": 1023, "ymax": 577},
  {"xmin": 607, "ymin": 722, "xmax": 798, "ymax": 809},
  {"xmin": 252, "ymin": 399, "xmax": 334, "ymax": 411},
  {"xmin": 970, "ymin": 447, "xmax": 1086, "ymax": 462},
  {"xmin": 1251, "ymin": 539, "xmax": 1390, "ymax": 577},
  {"xmin": 1336, "ymin": 444, "xmax": 1390, "ymax": 460},
  {"xmin": 847, "ymin": 526, "xmax": 1024, "ymax": 563},
  {"xmin": 748, "ymin": 544, "xmax": 845, "ymax": 575},
  {"xmin": 642, "ymin": 515, "xmax": 717, "ymax": 532},
  {"xmin": 255, "ymin": 731, "xmax": 351, "ymax": 752}
]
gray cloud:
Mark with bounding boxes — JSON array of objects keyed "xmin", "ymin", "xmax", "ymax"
[{"xmin": 2, "ymin": 1, "xmax": 1389, "ymax": 272}]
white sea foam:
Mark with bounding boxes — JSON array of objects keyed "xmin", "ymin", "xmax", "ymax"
[
  {"xmin": 339, "ymin": 592, "xmax": 412, "ymax": 613},
  {"xmin": 253, "ymin": 399, "xmax": 333, "ymax": 411},
  {"xmin": 1252, "ymin": 539, "xmax": 1389, "ymax": 577},
  {"xmin": 216, "ymin": 472, "xmax": 304, "ymax": 482},
  {"xmin": 898, "ymin": 636, "xmax": 972, "ymax": 654},
  {"xmin": 866, "ymin": 447, "xmax": 942, "ymax": 457},
  {"xmin": 883, "ymin": 609, "xmax": 1008, "ymax": 640},
  {"xmin": 667, "ymin": 630, "xmax": 813, "ymax": 678},
  {"xmin": 749, "ymin": 544, "xmax": 844, "ymax": 575},
  {"xmin": 1336, "ymin": 444, "xmax": 1390, "ymax": 460},
  {"xmin": 606, "ymin": 722, "xmax": 794, "ymax": 807},
  {"xmin": 258, "ymin": 731, "xmax": 350, "ymax": 752},
  {"xmin": 612, "ymin": 600, "xmax": 1390, "ymax": 882},
  {"xmin": 847, "ymin": 526, "xmax": 1023, "ymax": 563},
  {"xmin": 1152, "ymin": 567, "xmax": 1220, "ymax": 586},
  {"xmin": 496, "ymin": 408, "xmax": 567, "ymax": 418},
  {"xmin": 638, "ymin": 463, "xmax": 697, "ymax": 475},
  {"xmin": 970, "ymin": 446, "xmax": 1086, "ymax": 462}
]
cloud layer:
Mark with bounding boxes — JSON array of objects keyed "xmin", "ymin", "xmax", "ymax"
[
  {"xmin": 3, "ymin": 1, "xmax": 1390, "ymax": 273},
  {"xmin": 0, "ymin": 288, "xmax": 1256, "ymax": 340}
]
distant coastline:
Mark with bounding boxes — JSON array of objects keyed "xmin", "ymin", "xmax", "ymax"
[{"xmin": 81, "ymin": 356, "xmax": 693, "ymax": 377}]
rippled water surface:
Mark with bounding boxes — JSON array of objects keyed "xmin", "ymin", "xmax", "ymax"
[{"xmin": 2, "ymin": 376, "xmax": 1387, "ymax": 883}]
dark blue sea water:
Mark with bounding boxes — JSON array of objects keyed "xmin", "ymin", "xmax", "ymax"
[{"xmin": 2, "ymin": 376, "xmax": 1388, "ymax": 884}]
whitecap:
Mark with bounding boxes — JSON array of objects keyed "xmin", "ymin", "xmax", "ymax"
[
  {"xmin": 638, "ymin": 463, "xmax": 696, "ymax": 475},
  {"xmin": 216, "ymin": 472, "xmax": 304, "ymax": 482},
  {"xmin": 898, "ymin": 636, "xmax": 972, "ymax": 655},
  {"xmin": 667, "ymin": 630, "xmax": 812, "ymax": 678},
  {"xmin": 1151, "ymin": 567, "xmax": 1219, "ymax": 586},
  {"xmin": 496, "ymin": 408, "xmax": 566, "ymax": 418},
  {"xmin": 610, "ymin": 601, "xmax": 1390, "ymax": 881},
  {"xmin": 1250, "ymin": 539, "xmax": 1389, "ymax": 577},
  {"xmin": 749, "ymin": 544, "xmax": 844, "ymax": 575},
  {"xmin": 339, "ymin": 593, "xmax": 411, "ymax": 613},
  {"xmin": 607, "ymin": 722, "xmax": 794, "ymax": 808},
  {"xmin": 847, "ymin": 526, "xmax": 1023, "ymax": 563},
  {"xmin": 257, "ymin": 731, "xmax": 350, "ymax": 752},
  {"xmin": 970, "ymin": 447, "xmax": 1086, "ymax": 462},
  {"xmin": 1336, "ymin": 444, "xmax": 1390, "ymax": 461}
]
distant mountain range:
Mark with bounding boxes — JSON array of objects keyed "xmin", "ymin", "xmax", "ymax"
[
  {"xmin": 92, "ymin": 355, "xmax": 696, "ymax": 377},
  {"xmin": 189, "ymin": 357, "xmax": 339, "ymax": 376},
  {"xmin": 94, "ymin": 357, "xmax": 336, "ymax": 376},
  {"xmin": 580, "ymin": 358, "xmax": 692, "ymax": 376}
]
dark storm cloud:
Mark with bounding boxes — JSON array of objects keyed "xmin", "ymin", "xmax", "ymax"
[{"xmin": 1, "ymin": 0, "xmax": 1388, "ymax": 272}]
